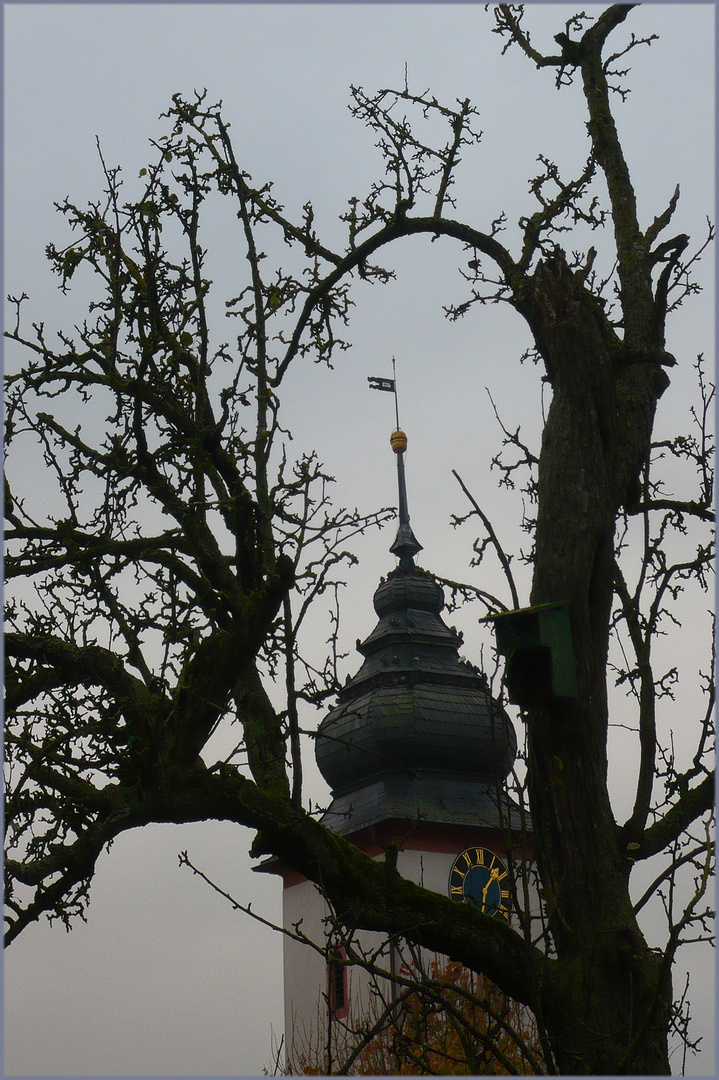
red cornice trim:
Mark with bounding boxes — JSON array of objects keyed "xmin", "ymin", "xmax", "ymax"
[{"xmin": 277, "ymin": 821, "xmax": 533, "ymax": 888}]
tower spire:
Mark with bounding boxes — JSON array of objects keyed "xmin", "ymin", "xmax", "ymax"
[
  {"xmin": 389, "ymin": 428, "xmax": 422, "ymax": 569},
  {"xmin": 368, "ymin": 359, "xmax": 422, "ymax": 568}
]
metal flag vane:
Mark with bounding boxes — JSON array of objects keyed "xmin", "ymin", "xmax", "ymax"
[
  {"xmin": 367, "ymin": 358, "xmax": 422, "ymax": 569},
  {"xmin": 367, "ymin": 356, "xmax": 400, "ymax": 430}
]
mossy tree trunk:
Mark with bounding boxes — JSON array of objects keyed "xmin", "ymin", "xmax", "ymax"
[{"xmin": 521, "ymin": 253, "xmax": 674, "ymax": 1073}]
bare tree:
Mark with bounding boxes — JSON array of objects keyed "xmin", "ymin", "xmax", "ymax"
[{"xmin": 5, "ymin": 6, "xmax": 713, "ymax": 1074}]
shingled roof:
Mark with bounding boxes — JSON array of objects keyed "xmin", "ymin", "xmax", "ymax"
[{"xmin": 315, "ymin": 430, "xmax": 524, "ymax": 838}]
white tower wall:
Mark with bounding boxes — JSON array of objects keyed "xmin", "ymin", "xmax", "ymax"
[{"xmin": 281, "ymin": 842, "xmax": 540, "ymax": 1072}]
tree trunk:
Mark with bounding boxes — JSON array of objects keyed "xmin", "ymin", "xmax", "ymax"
[{"xmin": 525, "ymin": 252, "xmax": 672, "ymax": 1074}]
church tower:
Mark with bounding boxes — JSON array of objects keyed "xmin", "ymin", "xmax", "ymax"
[{"xmin": 278, "ymin": 427, "xmax": 530, "ymax": 1070}]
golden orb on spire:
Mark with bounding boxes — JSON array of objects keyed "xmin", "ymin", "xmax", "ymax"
[{"xmin": 390, "ymin": 429, "xmax": 407, "ymax": 454}]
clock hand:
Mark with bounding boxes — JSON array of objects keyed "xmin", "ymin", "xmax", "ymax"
[{"xmin": 481, "ymin": 868, "xmax": 501, "ymax": 912}]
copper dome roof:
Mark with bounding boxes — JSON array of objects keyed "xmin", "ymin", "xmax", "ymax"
[
  {"xmin": 315, "ymin": 561, "xmax": 518, "ymax": 836},
  {"xmin": 315, "ymin": 426, "xmax": 520, "ymax": 837}
]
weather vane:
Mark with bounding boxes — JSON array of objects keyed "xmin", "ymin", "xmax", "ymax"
[
  {"xmin": 367, "ymin": 358, "xmax": 422, "ymax": 568},
  {"xmin": 368, "ymin": 356, "xmax": 400, "ymax": 431}
]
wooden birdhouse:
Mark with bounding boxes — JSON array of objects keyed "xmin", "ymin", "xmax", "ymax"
[{"xmin": 485, "ymin": 602, "xmax": 577, "ymax": 707}]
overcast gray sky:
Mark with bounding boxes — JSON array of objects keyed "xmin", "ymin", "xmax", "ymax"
[{"xmin": 4, "ymin": 3, "xmax": 715, "ymax": 1076}]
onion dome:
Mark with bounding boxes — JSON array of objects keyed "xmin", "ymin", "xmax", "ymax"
[{"xmin": 315, "ymin": 429, "xmax": 519, "ymax": 837}]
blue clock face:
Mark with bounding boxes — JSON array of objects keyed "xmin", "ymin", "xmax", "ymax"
[{"xmin": 448, "ymin": 847, "xmax": 511, "ymax": 919}]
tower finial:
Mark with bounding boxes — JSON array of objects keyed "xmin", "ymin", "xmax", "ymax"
[
  {"xmin": 368, "ymin": 360, "xmax": 422, "ymax": 568},
  {"xmin": 389, "ymin": 428, "xmax": 422, "ymax": 569}
]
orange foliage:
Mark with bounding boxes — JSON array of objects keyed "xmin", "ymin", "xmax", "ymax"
[
  {"xmin": 286, "ymin": 955, "xmax": 545, "ymax": 1075},
  {"xmin": 354, "ymin": 959, "xmax": 543, "ymax": 1075}
]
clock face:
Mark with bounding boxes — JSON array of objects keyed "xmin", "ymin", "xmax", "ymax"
[{"xmin": 448, "ymin": 846, "xmax": 511, "ymax": 919}]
